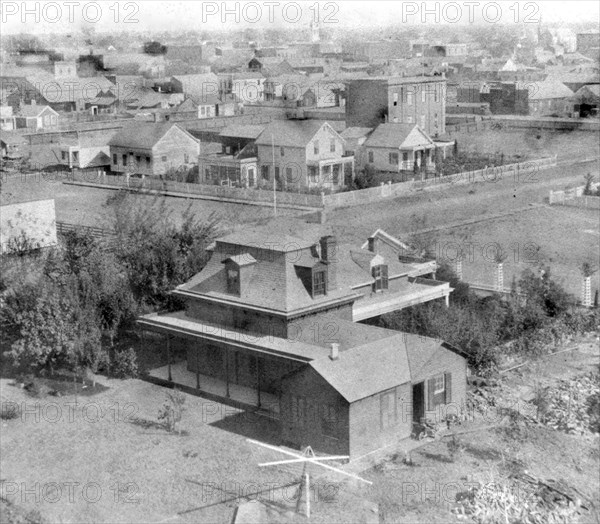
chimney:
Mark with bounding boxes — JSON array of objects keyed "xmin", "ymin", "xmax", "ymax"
[
  {"xmin": 329, "ymin": 343, "xmax": 339, "ymax": 360},
  {"xmin": 319, "ymin": 235, "xmax": 337, "ymax": 291}
]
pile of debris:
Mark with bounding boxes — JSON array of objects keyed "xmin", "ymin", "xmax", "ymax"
[
  {"xmin": 453, "ymin": 471, "xmax": 586, "ymax": 524},
  {"xmin": 533, "ymin": 372, "xmax": 600, "ymax": 435}
]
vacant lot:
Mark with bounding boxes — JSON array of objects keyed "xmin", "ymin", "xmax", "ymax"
[
  {"xmin": 451, "ymin": 129, "xmax": 600, "ymax": 162},
  {"xmin": 0, "ymin": 174, "xmax": 301, "ymax": 231}
]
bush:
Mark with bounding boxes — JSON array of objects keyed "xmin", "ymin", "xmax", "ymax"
[
  {"xmin": 158, "ymin": 388, "xmax": 186, "ymax": 434},
  {"xmin": 111, "ymin": 347, "xmax": 138, "ymax": 378}
]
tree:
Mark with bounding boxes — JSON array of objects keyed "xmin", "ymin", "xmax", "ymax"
[
  {"xmin": 583, "ymin": 173, "xmax": 596, "ymax": 196},
  {"xmin": 143, "ymin": 41, "xmax": 167, "ymax": 55}
]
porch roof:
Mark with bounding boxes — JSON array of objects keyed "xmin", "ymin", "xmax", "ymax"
[{"xmin": 137, "ymin": 311, "xmax": 325, "ymax": 362}]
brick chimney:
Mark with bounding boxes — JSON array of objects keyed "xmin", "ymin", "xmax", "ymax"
[
  {"xmin": 329, "ymin": 342, "xmax": 339, "ymax": 360},
  {"xmin": 367, "ymin": 236, "xmax": 377, "ymax": 253},
  {"xmin": 320, "ymin": 235, "xmax": 337, "ymax": 291}
]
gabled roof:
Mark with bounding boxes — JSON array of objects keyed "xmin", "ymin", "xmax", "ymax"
[
  {"xmin": 254, "ymin": 120, "xmax": 342, "ymax": 148},
  {"xmin": 340, "ymin": 127, "xmax": 373, "ymax": 140},
  {"xmin": 309, "ymin": 333, "xmax": 411, "ymax": 403},
  {"xmin": 108, "ymin": 123, "xmax": 196, "ymax": 150},
  {"xmin": 219, "ymin": 124, "xmax": 266, "ymax": 140},
  {"xmin": 17, "ymin": 104, "xmax": 57, "ymax": 118},
  {"xmin": 363, "ymin": 123, "xmax": 434, "ymax": 149}
]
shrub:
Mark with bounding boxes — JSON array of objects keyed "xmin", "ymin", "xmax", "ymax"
[
  {"xmin": 111, "ymin": 347, "xmax": 138, "ymax": 378},
  {"xmin": 158, "ymin": 388, "xmax": 186, "ymax": 434}
]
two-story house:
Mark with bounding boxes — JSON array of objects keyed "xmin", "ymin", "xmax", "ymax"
[
  {"xmin": 108, "ymin": 123, "xmax": 199, "ymax": 177},
  {"xmin": 254, "ymin": 120, "xmax": 354, "ymax": 191},
  {"xmin": 345, "ymin": 76, "xmax": 446, "ymax": 138},
  {"xmin": 138, "ymin": 219, "xmax": 462, "ymax": 459}
]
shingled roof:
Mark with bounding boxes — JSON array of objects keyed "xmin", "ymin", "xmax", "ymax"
[
  {"xmin": 254, "ymin": 120, "xmax": 342, "ymax": 148},
  {"xmin": 363, "ymin": 123, "xmax": 434, "ymax": 149},
  {"xmin": 108, "ymin": 123, "xmax": 196, "ymax": 149}
]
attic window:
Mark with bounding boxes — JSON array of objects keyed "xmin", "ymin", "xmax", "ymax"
[
  {"xmin": 372, "ymin": 265, "xmax": 389, "ymax": 292},
  {"xmin": 313, "ymin": 270, "xmax": 327, "ymax": 297}
]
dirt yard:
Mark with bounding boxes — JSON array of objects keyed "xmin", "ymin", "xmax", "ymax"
[{"xmin": 1, "ymin": 336, "xmax": 598, "ymax": 524}]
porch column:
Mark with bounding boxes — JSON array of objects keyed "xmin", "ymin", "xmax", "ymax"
[
  {"xmin": 166, "ymin": 334, "xmax": 172, "ymax": 382},
  {"xmin": 257, "ymin": 358, "xmax": 262, "ymax": 408},
  {"xmin": 225, "ymin": 348, "xmax": 230, "ymax": 398},
  {"xmin": 196, "ymin": 344, "xmax": 200, "ymax": 389},
  {"xmin": 445, "ymin": 294, "xmax": 450, "ymax": 307}
]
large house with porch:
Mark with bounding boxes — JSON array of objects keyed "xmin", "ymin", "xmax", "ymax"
[
  {"xmin": 138, "ymin": 219, "xmax": 463, "ymax": 460},
  {"xmin": 254, "ymin": 120, "xmax": 354, "ymax": 191}
]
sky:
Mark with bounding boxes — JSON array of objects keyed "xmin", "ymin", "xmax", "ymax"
[{"xmin": 0, "ymin": 0, "xmax": 598, "ymax": 35}]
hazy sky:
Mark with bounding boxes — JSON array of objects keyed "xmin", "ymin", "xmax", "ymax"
[{"xmin": 1, "ymin": 1, "xmax": 598, "ymax": 35}]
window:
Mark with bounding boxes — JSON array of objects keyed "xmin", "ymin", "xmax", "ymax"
[
  {"xmin": 321, "ymin": 404, "xmax": 338, "ymax": 438},
  {"xmin": 286, "ymin": 167, "xmax": 294, "ymax": 184},
  {"xmin": 434, "ymin": 374, "xmax": 445, "ymax": 394},
  {"xmin": 427, "ymin": 373, "xmax": 451, "ymax": 410},
  {"xmin": 61, "ymin": 151, "xmax": 67, "ymax": 161},
  {"xmin": 261, "ymin": 165, "xmax": 270, "ymax": 180},
  {"xmin": 421, "ymin": 90, "xmax": 426, "ymax": 103},
  {"xmin": 407, "ymin": 91, "xmax": 413, "ymax": 106},
  {"xmin": 313, "ymin": 140, "xmax": 319, "ymax": 155},
  {"xmin": 226, "ymin": 267, "xmax": 240, "ymax": 295},
  {"xmin": 368, "ymin": 151, "xmax": 374, "ymax": 163},
  {"xmin": 136, "ymin": 155, "xmax": 141, "ymax": 164},
  {"xmin": 162, "ymin": 155, "xmax": 167, "ymax": 162},
  {"xmin": 330, "ymin": 139, "xmax": 335, "ymax": 153},
  {"xmin": 122, "ymin": 154, "xmax": 127, "ymax": 166},
  {"xmin": 200, "ymin": 106, "xmax": 206, "ymax": 116},
  {"xmin": 113, "ymin": 154, "xmax": 117, "ymax": 165},
  {"xmin": 393, "ymin": 92, "xmax": 398, "ymax": 106},
  {"xmin": 291, "ymin": 395, "xmax": 307, "ymax": 426},
  {"xmin": 280, "ymin": 146, "xmax": 284, "ymax": 156},
  {"xmin": 146, "ymin": 156, "xmax": 151, "ymax": 167},
  {"xmin": 372, "ymin": 264, "xmax": 389, "ymax": 292},
  {"xmin": 308, "ymin": 166, "xmax": 318, "ymax": 184},
  {"xmin": 72, "ymin": 151, "xmax": 79, "ymax": 162},
  {"xmin": 402, "ymin": 152, "xmax": 409, "ymax": 162},
  {"xmin": 312, "ymin": 270, "xmax": 327, "ymax": 297},
  {"xmin": 389, "ymin": 152, "xmax": 398, "ymax": 165},
  {"xmin": 275, "ymin": 166, "xmax": 280, "ymax": 180}
]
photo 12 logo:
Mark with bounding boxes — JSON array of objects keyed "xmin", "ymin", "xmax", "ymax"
[
  {"xmin": 201, "ymin": 2, "xmax": 339, "ymax": 24},
  {"xmin": 401, "ymin": 2, "xmax": 540, "ymax": 24},
  {"xmin": 1, "ymin": 2, "xmax": 139, "ymax": 24}
]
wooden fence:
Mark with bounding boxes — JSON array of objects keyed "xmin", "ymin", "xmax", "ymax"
[{"xmin": 549, "ymin": 183, "xmax": 600, "ymax": 208}]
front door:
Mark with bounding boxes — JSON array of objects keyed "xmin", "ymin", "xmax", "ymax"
[
  {"xmin": 412, "ymin": 382, "xmax": 425, "ymax": 426},
  {"xmin": 247, "ymin": 167, "xmax": 256, "ymax": 187}
]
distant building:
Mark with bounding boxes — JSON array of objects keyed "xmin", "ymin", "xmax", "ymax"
[
  {"xmin": 14, "ymin": 103, "xmax": 59, "ymax": 131},
  {"xmin": 576, "ymin": 31, "xmax": 600, "ymax": 60},
  {"xmin": 0, "ymin": 105, "xmax": 15, "ymax": 130},
  {"xmin": 108, "ymin": 123, "xmax": 199, "ymax": 176},
  {"xmin": 345, "ymin": 76, "xmax": 446, "ymax": 137},
  {"xmin": 573, "ymin": 84, "xmax": 600, "ymax": 117},
  {"xmin": 0, "ymin": 130, "xmax": 27, "ymax": 159},
  {"xmin": 525, "ymin": 80, "xmax": 575, "ymax": 117}
]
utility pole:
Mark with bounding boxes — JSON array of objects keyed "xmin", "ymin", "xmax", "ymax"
[{"xmin": 271, "ymin": 133, "xmax": 277, "ymax": 216}]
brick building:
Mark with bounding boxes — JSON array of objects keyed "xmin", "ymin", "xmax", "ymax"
[
  {"xmin": 138, "ymin": 220, "xmax": 462, "ymax": 459},
  {"xmin": 345, "ymin": 76, "xmax": 446, "ymax": 138}
]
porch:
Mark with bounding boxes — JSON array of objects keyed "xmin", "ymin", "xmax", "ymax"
[
  {"xmin": 307, "ymin": 155, "xmax": 354, "ymax": 189},
  {"xmin": 352, "ymin": 278, "xmax": 452, "ymax": 322},
  {"xmin": 199, "ymin": 154, "xmax": 258, "ymax": 188},
  {"xmin": 398, "ymin": 146, "xmax": 435, "ymax": 171},
  {"xmin": 147, "ymin": 361, "xmax": 280, "ymax": 415}
]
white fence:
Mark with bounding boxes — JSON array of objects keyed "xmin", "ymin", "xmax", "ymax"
[
  {"xmin": 549, "ymin": 182, "xmax": 600, "ymax": 208},
  {"xmin": 322, "ymin": 156, "xmax": 558, "ymax": 209}
]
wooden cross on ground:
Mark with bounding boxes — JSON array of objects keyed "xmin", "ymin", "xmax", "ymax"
[{"xmin": 247, "ymin": 439, "xmax": 372, "ymax": 518}]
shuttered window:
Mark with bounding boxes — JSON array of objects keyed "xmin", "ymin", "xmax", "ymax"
[
  {"xmin": 372, "ymin": 265, "xmax": 389, "ymax": 292},
  {"xmin": 427, "ymin": 372, "xmax": 452, "ymax": 410}
]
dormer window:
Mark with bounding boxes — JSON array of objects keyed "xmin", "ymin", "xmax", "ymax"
[
  {"xmin": 227, "ymin": 267, "xmax": 240, "ymax": 295},
  {"xmin": 313, "ymin": 270, "xmax": 327, "ymax": 296},
  {"xmin": 372, "ymin": 265, "xmax": 389, "ymax": 292}
]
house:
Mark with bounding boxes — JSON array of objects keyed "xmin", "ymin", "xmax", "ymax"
[
  {"xmin": 170, "ymin": 73, "xmax": 220, "ymax": 99},
  {"xmin": 175, "ymin": 94, "xmax": 239, "ymax": 118},
  {"xmin": 137, "ymin": 220, "xmax": 461, "ymax": 459},
  {"xmin": 254, "ymin": 120, "xmax": 354, "ymax": 191},
  {"xmin": 218, "ymin": 72, "xmax": 265, "ymax": 103},
  {"xmin": 458, "ymin": 82, "xmax": 529, "ymax": 115},
  {"xmin": 524, "ymin": 80, "xmax": 575, "ymax": 117},
  {"xmin": 0, "ymin": 130, "xmax": 27, "ymax": 159},
  {"xmin": 108, "ymin": 123, "xmax": 199, "ymax": 177},
  {"xmin": 14, "ymin": 103, "xmax": 59, "ymax": 131},
  {"xmin": 572, "ymin": 84, "xmax": 600, "ymax": 117},
  {"xmin": 248, "ymin": 57, "xmax": 295, "ymax": 76},
  {"xmin": 0, "ymin": 199, "xmax": 57, "ymax": 254},
  {"xmin": 340, "ymin": 127, "xmax": 372, "ymax": 167},
  {"xmin": 363, "ymin": 123, "xmax": 436, "ymax": 173},
  {"xmin": 345, "ymin": 76, "xmax": 446, "ymax": 137},
  {"xmin": 56, "ymin": 129, "xmax": 116, "ymax": 171},
  {"xmin": 0, "ymin": 105, "xmax": 15, "ymax": 130}
]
